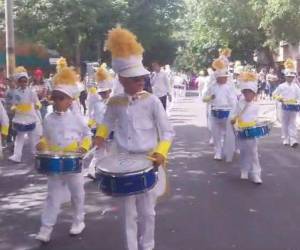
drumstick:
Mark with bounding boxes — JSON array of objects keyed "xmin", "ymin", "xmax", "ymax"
[{"xmin": 83, "ymin": 146, "xmax": 97, "ymax": 160}]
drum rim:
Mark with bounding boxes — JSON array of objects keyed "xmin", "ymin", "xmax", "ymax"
[
  {"xmin": 96, "ymin": 166, "xmax": 156, "ymax": 177},
  {"xmin": 35, "ymin": 153, "xmax": 82, "ymax": 159}
]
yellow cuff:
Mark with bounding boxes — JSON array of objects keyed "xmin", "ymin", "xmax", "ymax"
[
  {"xmin": 88, "ymin": 119, "xmax": 96, "ymax": 128},
  {"xmin": 202, "ymin": 96, "xmax": 212, "ymax": 102},
  {"xmin": 38, "ymin": 137, "xmax": 49, "ymax": 150},
  {"xmin": 96, "ymin": 124, "xmax": 109, "ymax": 139},
  {"xmin": 154, "ymin": 140, "xmax": 172, "ymax": 159},
  {"xmin": 81, "ymin": 137, "xmax": 92, "ymax": 151},
  {"xmin": 273, "ymin": 95, "xmax": 282, "ymax": 101},
  {"xmin": 35, "ymin": 102, "xmax": 42, "ymax": 109},
  {"xmin": 1, "ymin": 125, "xmax": 9, "ymax": 136}
]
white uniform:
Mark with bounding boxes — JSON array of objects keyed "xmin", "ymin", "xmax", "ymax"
[
  {"xmin": 40, "ymin": 110, "xmax": 91, "ymax": 228},
  {"xmin": 0, "ymin": 101, "xmax": 9, "ymax": 157},
  {"xmin": 87, "ymin": 97, "xmax": 108, "ymax": 176},
  {"xmin": 273, "ymin": 82, "xmax": 300, "ymax": 145},
  {"xmin": 230, "ymin": 97, "xmax": 261, "ymax": 176},
  {"xmin": 10, "ymin": 87, "xmax": 42, "ymax": 162},
  {"xmin": 203, "ymin": 81, "xmax": 237, "ymax": 158},
  {"xmin": 151, "ymin": 71, "xmax": 171, "ymax": 97},
  {"xmin": 101, "ymin": 91, "xmax": 174, "ymax": 250}
]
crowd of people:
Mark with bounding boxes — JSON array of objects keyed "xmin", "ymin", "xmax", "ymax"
[{"xmin": 1, "ymin": 27, "xmax": 300, "ymax": 250}]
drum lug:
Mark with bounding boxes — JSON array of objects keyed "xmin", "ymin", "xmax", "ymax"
[{"xmin": 142, "ymin": 175, "xmax": 147, "ymax": 188}]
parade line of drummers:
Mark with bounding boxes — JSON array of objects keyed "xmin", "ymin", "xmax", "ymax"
[{"xmin": 0, "ymin": 27, "xmax": 299, "ymax": 250}]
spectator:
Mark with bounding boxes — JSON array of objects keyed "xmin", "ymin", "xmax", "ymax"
[
  {"xmin": 266, "ymin": 68, "xmax": 278, "ymax": 99},
  {"xmin": 0, "ymin": 67, "xmax": 7, "ymax": 102}
]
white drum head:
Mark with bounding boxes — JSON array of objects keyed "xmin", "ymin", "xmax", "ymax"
[{"xmin": 97, "ymin": 153, "xmax": 153, "ymax": 174}]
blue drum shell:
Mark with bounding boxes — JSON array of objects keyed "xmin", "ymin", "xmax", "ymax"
[
  {"xmin": 282, "ymin": 104, "xmax": 300, "ymax": 112},
  {"xmin": 35, "ymin": 155, "xmax": 82, "ymax": 175},
  {"xmin": 238, "ymin": 125, "xmax": 270, "ymax": 139},
  {"xmin": 13, "ymin": 122, "xmax": 36, "ymax": 132},
  {"xmin": 96, "ymin": 168, "xmax": 158, "ymax": 197},
  {"xmin": 211, "ymin": 110, "xmax": 230, "ymax": 119}
]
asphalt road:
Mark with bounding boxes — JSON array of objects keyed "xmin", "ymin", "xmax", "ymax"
[{"xmin": 1, "ymin": 96, "xmax": 300, "ymax": 250}]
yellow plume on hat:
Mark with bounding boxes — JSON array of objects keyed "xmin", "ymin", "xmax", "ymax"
[
  {"xmin": 284, "ymin": 58, "xmax": 295, "ymax": 70},
  {"xmin": 96, "ymin": 63, "xmax": 111, "ymax": 82},
  {"xmin": 220, "ymin": 48, "xmax": 232, "ymax": 57},
  {"xmin": 15, "ymin": 66, "xmax": 27, "ymax": 74},
  {"xmin": 53, "ymin": 67, "xmax": 77, "ymax": 86},
  {"xmin": 212, "ymin": 58, "xmax": 226, "ymax": 70},
  {"xmin": 105, "ymin": 27, "xmax": 144, "ymax": 58},
  {"xmin": 56, "ymin": 57, "xmax": 68, "ymax": 72},
  {"xmin": 238, "ymin": 71, "xmax": 257, "ymax": 82}
]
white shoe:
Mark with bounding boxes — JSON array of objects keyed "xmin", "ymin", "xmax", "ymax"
[
  {"xmin": 283, "ymin": 139, "xmax": 289, "ymax": 146},
  {"xmin": 69, "ymin": 222, "xmax": 85, "ymax": 235},
  {"xmin": 240, "ymin": 171, "xmax": 248, "ymax": 180},
  {"xmin": 251, "ymin": 174, "xmax": 263, "ymax": 184},
  {"xmin": 8, "ymin": 155, "xmax": 21, "ymax": 163},
  {"xmin": 209, "ymin": 138, "xmax": 214, "ymax": 145},
  {"xmin": 214, "ymin": 153, "xmax": 222, "ymax": 160},
  {"xmin": 36, "ymin": 226, "xmax": 52, "ymax": 243},
  {"xmin": 290, "ymin": 142, "xmax": 298, "ymax": 148}
]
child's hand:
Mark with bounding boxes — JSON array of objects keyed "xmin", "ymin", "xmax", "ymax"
[
  {"xmin": 77, "ymin": 147, "xmax": 87, "ymax": 154},
  {"xmin": 149, "ymin": 152, "xmax": 165, "ymax": 167},
  {"xmin": 94, "ymin": 136, "xmax": 105, "ymax": 149},
  {"xmin": 36, "ymin": 142, "xmax": 46, "ymax": 152},
  {"xmin": 231, "ymin": 119, "xmax": 236, "ymax": 125}
]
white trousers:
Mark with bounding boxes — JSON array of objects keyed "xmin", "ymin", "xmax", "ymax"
[
  {"xmin": 239, "ymin": 138, "xmax": 261, "ymax": 175},
  {"xmin": 281, "ymin": 110, "xmax": 298, "ymax": 144},
  {"xmin": 12, "ymin": 126, "xmax": 41, "ymax": 161},
  {"xmin": 41, "ymin": 173, "xmax": 85, "ymax": 228},
  {"xmin": 122, "ymin": 190, "xmax": 156, "ymax": 250},
  {"xmin": 211, "ymin": 117, "xmax": 227, "ymax": 156}
]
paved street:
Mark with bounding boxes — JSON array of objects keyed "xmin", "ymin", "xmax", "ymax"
[{"xmin": 1, "ymin": 96, "xmax": 300, "ymax": 250}]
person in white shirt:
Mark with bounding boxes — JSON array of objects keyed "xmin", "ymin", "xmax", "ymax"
[
  {"xmin": 203, "ymin": 58, "xmax": 237, "ymax": 160},
  {"xmin": 230, "ymin": 71, "xmax": 262, "ymax": 184},
  {"xmin": 94, "ymin": 27, "xmax": 175, "ymax": 250},
  {"xmin": 150, "ymin": 61, "xmax": 171, "ymax": 110},
  {"xmin": 8, "ymin": 67, "xmax": 42, "ymax": 163},
  {"xmin": 86, "ymin": 64, "xmax": 113, "ymax": 179},
  {"xmin": 35, "ymin": 66, "xmax": 92, "ymax": 243},
  {"xmin": 0, "ymin": 100, "xmax": 9, "ymax": 157},
  {"xmin": 273, "ymin": 59, "xmax": 300, "ymax": 147}
]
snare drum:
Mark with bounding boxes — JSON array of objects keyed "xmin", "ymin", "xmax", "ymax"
[
  {"xmin": 13, "ymin": 122, "xmax": 36, "ymax": 132},
  {"xmin": 35, "ymin": 152, "xmax": 82, "ymax": 175},
  {"xmin": 237, "ymin": 122, "xmax": 271, "ymax": 139},
  {"xmin": 282, "ymin": 103, "xmax": 300, "ymax": 112},
  {"xmin": 96, "ymin": 153, "xmax": 158, "ymax": 196},
  {"xmin": 211, "ymin": 108, "xmax": 230, "ymax": 119}
]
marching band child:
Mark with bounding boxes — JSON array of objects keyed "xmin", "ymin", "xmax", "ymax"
[
  {"xmin": 0, "ymin": 100, "xmax": 9, "ymax": 157},
  {"xmin": 86, "ymin": 64, "xmax": 113, "ymax": 179},
  {"xmin": 94, "ymin": 27, "xmax": 174, "ymax": 250},
  {"xmin": 8, "ymin": 66, "xmax": 42, "ymax": 163},
  {"xmin": 230, "ymin": 71, "xmax": 263, "ymax": 184},
  {"xmin": 203, "ymin": 58, "xmax": 237, "ymax": 160},
  {"xmin": 35, "ymin": 66, "xmax": 92, "ymax": 243},
  {"xmin": 273, "ymin": 59, "xmax": 300, "ymax": 147}
]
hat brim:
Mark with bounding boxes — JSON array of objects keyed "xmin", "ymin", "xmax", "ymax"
[
  {"xmin": 97, "ymin": 88, "xmax": 111, "ymax": 93},
  {"xmin": 119, "ymin": 66, "xmax": 150, "ymax": 78},
  {"xmin": 52, "ymin": 87, "xmax": 74, "ymax": 98}
]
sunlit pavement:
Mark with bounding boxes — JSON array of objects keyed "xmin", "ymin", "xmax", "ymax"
[{"xmin": 1, "ymin": 96, "xmax": 300, "ymax": 250}]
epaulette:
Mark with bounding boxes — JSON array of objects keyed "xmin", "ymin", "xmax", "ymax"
[
  {"xmin": 137, "ymin": 91, "xmax": 151, "ymax": 100},
  {"xmin": 107, "ymin": 96, "xmax": 129, "ymax": 106}
]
